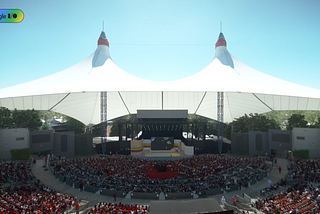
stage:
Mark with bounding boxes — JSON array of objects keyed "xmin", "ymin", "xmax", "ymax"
[
  {"xmin": 133, "ymin": 149, "xmax": 192, "ymax": 160},
  {"xmin": 144, "ymin": 149, "xmax": 181, "ymax": 157}
]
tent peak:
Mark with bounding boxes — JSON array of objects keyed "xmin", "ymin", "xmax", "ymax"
[
  {"xmin": 92, "ymin": 31, "xmax": 111, "ymax": 67},
  {"xmin": 214, "ymin": 32, "xmax": 234, "ymax": 68},
  {"xmin": 215, "ymin": 32, "xmax": 226, "ymax": 48},
  {"xmin": 98, "ymin": 31, "xmax": 109, "ymax": 47}
]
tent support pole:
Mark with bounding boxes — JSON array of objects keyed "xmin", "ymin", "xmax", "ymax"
[
  {"xmin": 217, "ymin": 92, "xmax": 224, "ymax": 154},
  {"xmin": 100, "ymin": 91, "xmax": 107, "ymax": 155}
]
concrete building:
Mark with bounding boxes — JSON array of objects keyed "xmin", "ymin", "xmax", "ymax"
[
  {"xmin": 0, "ymin": 128, "xmax": 29, "ymax": 160},
  {"xmin": 292, "ymin": 127, "xmax": 320, "ymax": 159},
  {"xmin": 0, "ymin": 128, "xmax": 92, "ymax": 160},
  {"xmin": 232, "ymin": 128, "xmax": 320, "ymax": 159}
]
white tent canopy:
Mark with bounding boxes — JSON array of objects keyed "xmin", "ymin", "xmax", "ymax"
[{"xmin": 1, "ymin": 31, "xmax": 320, "ymax": 125}]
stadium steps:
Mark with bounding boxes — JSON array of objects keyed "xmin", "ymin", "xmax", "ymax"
[
  {"xmin": 125, "ymin": 191, "xmax": 132, "ymax": 199},
  {"xmin": 159, "ymin": 192, "xmax": 166, "ymax": 200},
  {"xmin": 193, "ymin": 192, "xmax": 199, "ymax": 199}
]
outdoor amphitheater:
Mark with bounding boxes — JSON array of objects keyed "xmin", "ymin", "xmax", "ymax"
[{"xmin": 1, "ymin": 24, "xmax": 320, "ymax": 213}]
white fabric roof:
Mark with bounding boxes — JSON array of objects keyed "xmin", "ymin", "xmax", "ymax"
[{"xmin": 1, "ymin": 31, "xmax": 320, "ymax": 125}]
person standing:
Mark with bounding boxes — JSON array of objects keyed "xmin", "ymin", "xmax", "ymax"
[
  {"xmin": 80, "ymin": 180, "xmax": 84, "ymax": 192},
  {"xmin": 232, "ymin": 196, "xmax": 236, "ymax": 205},
  {"xmin": 278, "ymin": 166, "xmax": 282, "ymax": 173},
  {"xmin": 75, "ymin": 202, "xmax": 79, "ymax": 211},
  {"xmin": 221, "ymin": 196, "xmax": 226, "ymax": 205},
  {"xmin": 113, "ymin": 192, "xmax": 117, "ymax": 201},
  {"xmin": 274, "ymin": 157, "xmax": 277, "ymax": 165}
]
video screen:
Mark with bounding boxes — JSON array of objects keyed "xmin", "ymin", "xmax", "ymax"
[
  {"xmin": 31, "ymin": 134, "xmax": 51, "ymax": 143},
  {"xmin": 151, "ymin": 137, "xmax": 174, "ymax": 150}
]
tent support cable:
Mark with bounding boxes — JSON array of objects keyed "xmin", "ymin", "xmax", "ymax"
[
  {"xmin": 162, "ymin": 91, "xmax": 163, "ymax": 110},
  {"xmin": 194, "ymin": 92, "xmax": 207, "ymax": 115},
  {"xmin": 90, "ymin": 92, "xmax": 100, "ymax": 124},
  {"xmin": 118, "ymin": 92, "xmax": 131, "ymax": 114},
  {"xmin": 225, "ymin": 93, "xmax": 233, "ymax": 120},
  {"xmin": 305, "ymin": 98, "xmax": 309, "ymax": 110},
  {"xmin": 48, "ymin": 93, "xmax": 70, "ymax": 111},
  {"xmin": 252, "ymin": 93, "xmax": 274, "ymax": 111}
]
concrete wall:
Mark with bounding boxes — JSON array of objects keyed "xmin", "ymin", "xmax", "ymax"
[
  {"xmin": 75, "ymin": 133, "xmax": 93, "ymax": 156},
  {"xmin": 30, "ymin": 130, "xmax": 54, "ymax": 154},
  {"xmin": 268, "ymin": 129, "xmax": 292, "ymax": 158},
  {"xmin": 53, "ymin": 132, "xmax": 75, "ymax": 158},
  {"xmin": 231, "ymin": 133, "xmax": 249, "ymax": 155},
  {"xmin": 248, "ymin": 131, "xmax": 268, "ymax": 156},
  {"xmin": 292, "ymin": 127, "xmax": 320, "ymax": 159},
  {"xmin": 0, "ymin": 128, "xmax": 29, "ymax": 160}
]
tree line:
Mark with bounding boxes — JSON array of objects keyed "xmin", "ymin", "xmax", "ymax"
[
  {"xmin": 225, "ymin": 112, "xmax": 320, "ymax": 139},
  {"xmin": 1, "ymin": 106, "xmax": 320, "ymax": 138},
  {"xmin": 0, "ymin": 107, "xmax": 84, "ymax": 133}
]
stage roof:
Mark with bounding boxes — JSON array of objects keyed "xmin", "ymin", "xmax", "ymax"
[{"xmin": 1, "ymin": 31, "xmax": 320, "ymax": 125}]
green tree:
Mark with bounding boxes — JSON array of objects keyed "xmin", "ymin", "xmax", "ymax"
[
  {"xmin": 286, "ymin": 114, "xmax": 308, "ymax": 130},
  {"xmin": 109, "ymin": 114, "xmax": 138, "ymax": 137},
  {"xmin": 0, "ymin": 107, "xmax": 12, "ymax": 128},
  {"xmin": 303, "ymin": 111, "xmax": 320, "ymax": 125},
  {"xmin": 233, "ymin": 113, "xmax": 279, "ymax": 133},
  {"xmin": 40, "ymin": 122, "xmax": 51, "ymax": 130},
  {"xmin": 38, "ymin": 110, "xmax": 64, "ymax": 121},
  {"xmin": 12, "ymin": 109, "xmax": 42, "ymax": 131},
  {"xmin": 224, "ymin": 122, "xmax": 232, "ymax": 139},
  {"xmin": 309, "ymin": 116, "xmax": 320, "ymax": 128},
  {"xmin": 206, "ymin": 120, "xmax": 218, "ymax": 136},
  {"xmin": 266, "ymin": 110, "xmax": 320, "ymax": 130},
  {"xmin": 65, "ymin": 116, "xmax": 85, "ymax": 133}
]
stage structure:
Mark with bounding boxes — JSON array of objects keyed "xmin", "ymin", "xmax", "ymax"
[
  {"xmin": 105, "ymin": 110, "xmax": 230, "ymax": 156},
  {"xmin": 115, "ymin": 110, "xmax": 210, "ymax": 143},
  {"xmin": 137, "ymin": 110, "xmax": 187, "ymax": 139}
]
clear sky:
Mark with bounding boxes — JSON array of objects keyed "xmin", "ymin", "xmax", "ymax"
[{"xmin": 1, "ymin": 0, "xmax": 320, "ymax": 90}]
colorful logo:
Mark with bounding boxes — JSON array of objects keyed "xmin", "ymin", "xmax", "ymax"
[{"xmin": 0, "ymin": 9, "xmax": 24, "ymax": 23}]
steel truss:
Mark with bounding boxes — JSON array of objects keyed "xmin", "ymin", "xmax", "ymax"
[
  {"xmin": 100, "ymin": 91, "xmax": 107, "ymax": 154},
  {"xmin": 217, "ymin": 92, "xmax": 224, "ymax": 154}
]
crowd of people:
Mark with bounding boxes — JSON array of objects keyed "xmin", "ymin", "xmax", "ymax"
[
  {"xmin": 0, "ymin": 182, "xmax": 79, "ymax": 213},
  {"xmin": 0, "ymin": 161, "xmax": 35, "ymax": 186},
  {"xmin": 87, "ymin": 202, "xmax": 148, "ymax": 214},
  {"xmin": 287, "ymin": 158, "xmax": 320, "ymax": 183},
  {"xmin": 254, "ymin": 158, "xmax": 320, "ymax": 213},
  {"xmin": 51, "ymin": 155, "xmax": 267, "ymax": 194},
  {"xmin": 3, "ymin": 155, "xmax": 320, "ymax": 213},
  {"xmin": 254, "ymin": 183, "xmax": 320, "ymax": 213},
  {"xmin": 0, "ymin": 160, "xmax": 150, "ymax": 214}
]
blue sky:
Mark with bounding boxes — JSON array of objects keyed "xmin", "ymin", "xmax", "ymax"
[{"xmin": 1, "ymin": 0, "xmax": 320, "ymax": 90}]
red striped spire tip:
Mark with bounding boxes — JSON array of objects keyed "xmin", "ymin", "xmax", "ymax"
[
  {"xmin": 98, "ymin": 31, "xmax": 109, "ymax": 47},
  {"xmin": 215, "ymin": 32, "xmax": 226, "ymax": 48}
]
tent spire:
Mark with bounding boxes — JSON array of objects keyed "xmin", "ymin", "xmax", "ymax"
[
  {"xmin": 92, "ymin": 31, "xmax": 111, "ymax": 67},
  {"xmin": 98, "ymin": 31, "xmax": 109, "ymax": 47},
  {"xmin": 102, "ymin": 20, "xmax": 104, "ymax": 31},
  {"xmin": 220, "ymin": 21, "xmax": 222, "ymax": 33},
  {"xmin": 215, "ymin": 31, "xmax": 226, "ymax": 48},
  {"xmin": 214, "ymin": 27, "xmax": 234, "ymax": 68}
]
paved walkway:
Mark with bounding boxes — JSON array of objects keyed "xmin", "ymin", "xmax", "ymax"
[{"xmin": 30, "ymin": 155, "xmax": 290, "ymax": 210}]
